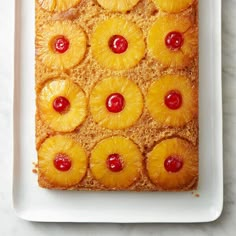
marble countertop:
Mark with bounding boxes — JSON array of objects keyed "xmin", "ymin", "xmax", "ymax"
[{"xmin": 0, "ymin": 0, "xmax": 235, "ymax": 235}]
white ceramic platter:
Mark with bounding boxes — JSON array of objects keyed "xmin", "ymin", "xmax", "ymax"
[{"xmin": 13, "ymin": 0, "xmax": 223, "ymax": 222}]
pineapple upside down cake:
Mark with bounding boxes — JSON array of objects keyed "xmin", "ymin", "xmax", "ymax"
[{"xmin": 35, "ymin": 0, "xmax": 199, "ymax": 191}]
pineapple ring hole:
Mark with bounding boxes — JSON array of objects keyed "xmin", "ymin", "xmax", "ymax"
[
  {"xmin": 106, "ymin": 153, "xmax": 124, "ymax": 172},
  {"xmin": 164, "ymin": 155, "xmax": 183, "ymax": 173},
  {"xmin": 108, "ymin": 35, "xmax": 129, "ymax": 54},
  {"xmin": 50, "ymin": 35, "xmax": 70, "ymax": 54},
  {"xmin": 54, "ymin": 153, "xmax": 72, "ymax": 172},
  {"xmin": 165, "ymin": 31, "xmax": 184, "ymax": 51},
  {"xmin": 164, "ymin": 90, "xmax": 183, "ymax": 110}
]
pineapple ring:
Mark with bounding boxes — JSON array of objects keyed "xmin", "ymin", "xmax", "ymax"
[
  {"xmin": 38, "ymin": 0, "xmax": 82, "ymax": 12},
  {"xmin": 38, "ymin": 79, "xmax": 87, "ymax": 132},
  {"xmin": 89, "ymin": 77, "xmax": 143, "ymax": 130},
  {"xmin": 36, "ymin": 21, "xmax": 87, "ymax": 70},
  {"xmin": 152, "ymin": 0, "xmax": 194, "ymax": 13},
  {"xmin": 38, "ymin": 135, "xmax": 88, "ymax": 188},
  {"xmin": 91, "ymin": 18, "xmax": 145, "ymax": 70},
  {"xmin": 147, "ymin": 15, "xmax": 198, "ymax": 68},
  {"xmin": 90, "ymin": 136, "xmax": 143, "ymax": 189},
  {"xmin": 146, "ymin": 74, "xmax": 198, "ymax": 127},
  {"xmin": 97, "ymin": 0, "xmax": 140, "ymax": 12},
  {"xmin": 146, "ymin": 138, "xmax": 198, "ymax": 190}
]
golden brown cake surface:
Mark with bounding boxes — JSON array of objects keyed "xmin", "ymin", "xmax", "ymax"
[{"xmin": 35, "ymin": 0, "xmax": 199, "ymax": 191}]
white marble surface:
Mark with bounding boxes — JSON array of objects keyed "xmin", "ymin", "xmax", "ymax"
[{"xmin": 0, "ymin": 0, "xmax": 235, "ymax": 235}]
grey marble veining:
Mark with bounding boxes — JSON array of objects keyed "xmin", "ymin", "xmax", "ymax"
[{"xmin": 0, "ymin": 0, "xmax": 236, "ymax": 235}]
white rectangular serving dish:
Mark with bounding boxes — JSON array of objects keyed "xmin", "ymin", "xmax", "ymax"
[{"xmin": 13, "ymin": 0, "xmax": 223, "ymax": 223}]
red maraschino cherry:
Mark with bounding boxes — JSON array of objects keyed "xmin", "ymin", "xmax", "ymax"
[
  {"xmin": 164, "ymin": 156, "xmax": 183, "ymax": 173},
  {"xmin": 106, "ymin": 93, "xmax": 125, "ymax": 113},
  {"xmin": 53, "ymin": 96, "xmax": 70, "ymax": 113},
  {"xmin": 109, "ymin": 35, "xmax": 128, "ymax": 54},
  {"xmin": 165, "ymin": 90, "xmax": 182, "ymax": 110},
  {"xmin": 107, "ymin": 154, "xmax": 123, "ymax": 172},
  {"xmin": 54, "ymin": 36, "xmax": 70, "ymax": 54},
  {"xmin": 165, "ymin": 31, "xmax": 184, "ymax": 51},
  {"xmin": 54, "ymin": 153, "xmax": 72, "ymax": 172}
]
